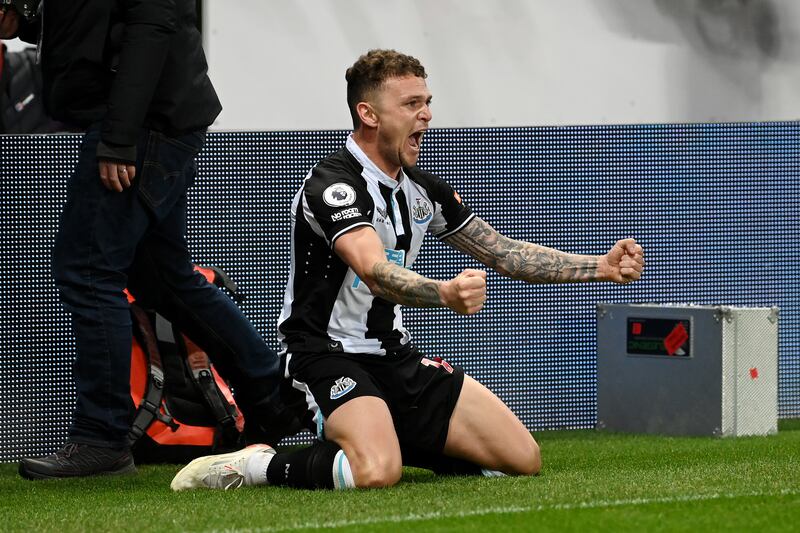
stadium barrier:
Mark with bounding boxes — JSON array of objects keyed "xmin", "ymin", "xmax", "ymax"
[{"xmin": 1, "ymin": 124, "xmax": 798, "ymax": 461}]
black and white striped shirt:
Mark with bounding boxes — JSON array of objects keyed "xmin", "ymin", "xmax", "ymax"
[{"xmin": 277, "ymin": 135, "xmax": 474, "ymax": 356}]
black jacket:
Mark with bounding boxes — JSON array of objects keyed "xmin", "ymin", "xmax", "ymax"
[
  {"xmin": 19, "ymin": 0, "xmax": 221, "ymax": 162},
  {"xmin": 1, "ymin": 44, "xmax": 65, "ymax": 134}
]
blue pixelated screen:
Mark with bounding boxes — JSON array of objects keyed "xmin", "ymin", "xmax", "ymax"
[{"xmin": 1, "ymin": 123, "xmax": 798, "ymax": 461}]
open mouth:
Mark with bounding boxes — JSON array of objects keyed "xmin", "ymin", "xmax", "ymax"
[{"xmin": 408, "ymin": 130, "xmax": 426, "ymax": 151}]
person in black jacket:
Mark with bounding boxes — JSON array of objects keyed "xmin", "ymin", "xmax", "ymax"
[{"xmin": 1, "ymin": 1, "xmax": 295, "ymax": 479}]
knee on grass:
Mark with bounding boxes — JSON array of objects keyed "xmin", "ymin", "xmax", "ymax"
[
  {"xmin": 502, "ymin": 436, "xmax": 542, "ymax": 477},
  {"xmin": 351, "ymin": 454, "xmax": 402, "ymax": 488}
]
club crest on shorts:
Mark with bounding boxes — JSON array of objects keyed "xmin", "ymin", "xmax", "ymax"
[
  {"xmin": 330, "ymin": 376, "xmax": 357, "ymax": 399},
  {"xmin": 323, "ymin": 183, "xmax": 356, "ymax": 207}
]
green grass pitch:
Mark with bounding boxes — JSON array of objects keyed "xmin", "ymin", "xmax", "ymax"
[{"xmin": 2, "ymin": 419, "xmax": 798, "ymax": 532}]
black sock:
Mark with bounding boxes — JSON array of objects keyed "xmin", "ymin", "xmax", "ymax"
[{"xmin": 266, "ymin": 441, "xmax": 342, "ymax": 489}]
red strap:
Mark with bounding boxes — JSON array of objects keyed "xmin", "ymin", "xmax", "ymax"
[{"xmin": 194, "ymin": 265, "xmax": 216, "ymax": 284}]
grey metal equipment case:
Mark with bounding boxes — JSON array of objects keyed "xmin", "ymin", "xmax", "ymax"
[{"xmin": 596, "ymin": 304, "xmax": 778, "ymax": 437}]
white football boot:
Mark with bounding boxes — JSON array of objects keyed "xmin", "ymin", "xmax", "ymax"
[{"xmin": 170, "ymin": 444, "xmax": 275, "ymax": 491}]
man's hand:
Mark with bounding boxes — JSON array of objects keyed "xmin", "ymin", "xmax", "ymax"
[
  {"xmin": 98, "ymin": 160, "xmax": 137, "ymax": 192},
  {"xmin": 598, "ymin": 238, "xmax": 645, "ymax": 284},
  {"xmin": 0, "ymin": 7, "xmax": 20, "ymax": 38},
  {"xmin": 440, "ymin": 269, "xmax": 487, "ymax": 314}
]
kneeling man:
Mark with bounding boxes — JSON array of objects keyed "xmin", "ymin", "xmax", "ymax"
[{"xmin": 172, "ymin": 49, "xmax": 644, "ymax": 490}]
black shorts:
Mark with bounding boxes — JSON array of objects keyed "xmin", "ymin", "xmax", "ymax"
[{"xmin": 283, "ymin": 345, "xmax": 464, "ymax": 452}]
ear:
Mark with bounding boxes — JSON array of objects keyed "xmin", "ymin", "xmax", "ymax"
[{"xmin": 356, "ymin": 102, "xmax": 379, "ymax": 128}]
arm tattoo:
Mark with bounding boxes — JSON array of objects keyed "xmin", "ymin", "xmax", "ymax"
[
  {"xmin": 444, "ymin": 217, "xmax": 598, "ymax": 283},
  {"xmin": 370, "ymin": 261, "xmax": 444, "ymax": 308}
]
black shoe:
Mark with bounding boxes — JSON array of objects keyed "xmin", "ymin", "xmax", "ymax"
[{"xmin": 18, "ymin": 442, "xmax": 137, "ymax": 480}]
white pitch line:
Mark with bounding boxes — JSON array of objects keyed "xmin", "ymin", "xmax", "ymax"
[{"xmin": 206, "ymin": 487, "xmax": 799, "ymax": 533}]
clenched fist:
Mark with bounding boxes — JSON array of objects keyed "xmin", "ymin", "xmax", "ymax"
[
  {"xmin": 440, "ymin": 269, "xmax": 487, "ymax": 315},
  {"xmin": 599, "ymin": 238, "xmax": 645, "ymax": 284}
]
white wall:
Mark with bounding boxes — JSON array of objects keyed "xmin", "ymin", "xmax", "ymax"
[
  {"xmin": 6, "ymin": 0, "xmax": 799, "ymax": 130},
  {"xmin": 204, "ymin": 0, "xmax": 800, "ymax": 130}
]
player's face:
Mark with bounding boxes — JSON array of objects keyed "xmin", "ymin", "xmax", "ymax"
[{"xmin": 372, "ymin": 75, "xmax": 432, "ymax": 175}]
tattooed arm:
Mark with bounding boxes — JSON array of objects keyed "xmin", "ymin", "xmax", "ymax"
[
  {"xmin": 444, "ymin": 217, "xmax": 644, "ymax": 284},
  {"xmin": 335, "ymin": 226, "xmax": 486, "ymax": 314}
]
